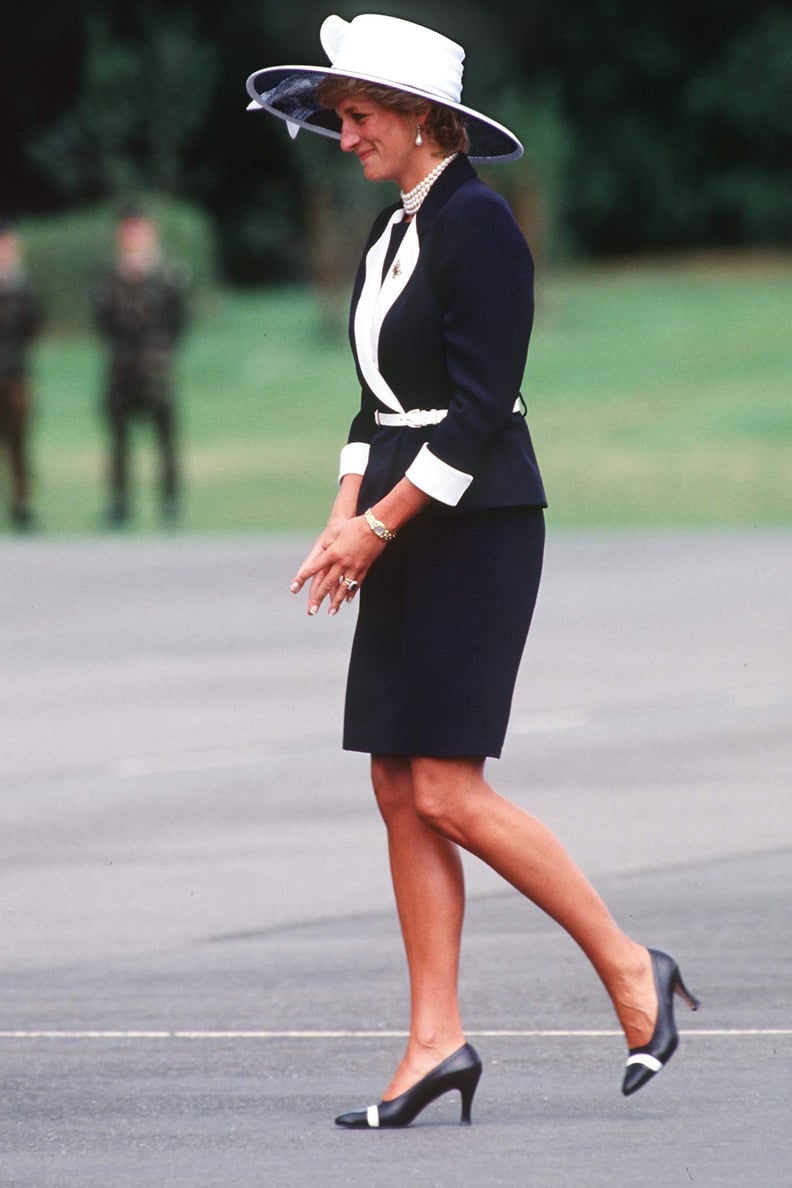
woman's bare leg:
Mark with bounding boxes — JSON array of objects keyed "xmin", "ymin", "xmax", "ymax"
[
  {"xmin": 371, "ymin": 755, "xmax": 467, "ymax": 1099},
  {"xmin": 411, "ymin": 756, "xmax": 657, "ymax": 1048}
]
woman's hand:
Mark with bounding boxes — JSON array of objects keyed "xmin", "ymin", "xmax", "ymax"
[{"xmin": 290, "ymin": 513, "xmax": 385, "ymax": 616}]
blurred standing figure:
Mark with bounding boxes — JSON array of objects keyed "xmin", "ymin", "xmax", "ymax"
[
  {"xmin": 92, "ymin": 205, "xmax": 189, "ymax": 527},
  {"xmin": 0, "ymin": 218, "xmax": 44, "ymax": 531}
]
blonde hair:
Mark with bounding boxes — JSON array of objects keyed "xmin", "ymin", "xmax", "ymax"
[{"xmin": 316, "ymin": 77, "xmax": 471, "ymax": 156}]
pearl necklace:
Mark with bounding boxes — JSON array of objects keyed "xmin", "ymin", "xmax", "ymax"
[{"xmin": 401, "ymin": 154, "xmax": 458, "ymax": 216}]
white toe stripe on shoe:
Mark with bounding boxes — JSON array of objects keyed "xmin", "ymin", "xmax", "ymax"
[
  {"xmin": 366, "ymin": 1104, "xmax": 380, "ymax": 1128},
  {"xmin": 625, "ymin": 1053, "xmax": 663, "ymax": 1072}
]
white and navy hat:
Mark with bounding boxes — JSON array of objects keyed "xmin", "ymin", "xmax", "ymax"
[{"xmin": 246, "ymin": 13, "xmax": 523, "ymax": 162}]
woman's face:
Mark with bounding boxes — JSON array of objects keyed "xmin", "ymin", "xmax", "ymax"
[{"xmin": 336, "ymin": 94, "xmax": 418, "ymax": 188}]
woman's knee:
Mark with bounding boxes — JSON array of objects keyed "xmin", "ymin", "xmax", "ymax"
[
  {"xmin": 370, "ymin": 754, "xmax": 414, "ymax": 821},
  {"xmin": 411, "ymin": 757, "xmax": 485, "ymax": 836}
]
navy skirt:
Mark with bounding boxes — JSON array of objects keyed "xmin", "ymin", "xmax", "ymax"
[{"xmin": 343, "ymin": 505, "xmax": 545, "ymax": 758}]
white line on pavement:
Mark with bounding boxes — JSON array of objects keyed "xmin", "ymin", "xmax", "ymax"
[{"xmin": 0, "ymin": 1029, "xmax": 787, "ymax": 1040}]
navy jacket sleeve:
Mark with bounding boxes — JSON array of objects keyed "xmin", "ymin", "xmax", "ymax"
[{"xmin": 421, "ymin": 185, "xmax": 533, "ymax": 480}]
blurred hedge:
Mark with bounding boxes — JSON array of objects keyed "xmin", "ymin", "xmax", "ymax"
[{"xmin": 19, "ymin": 196, "xmax": 217, "ymax": 334}]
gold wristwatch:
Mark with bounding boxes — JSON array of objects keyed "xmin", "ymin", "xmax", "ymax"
[{"xmin": 364, "ymin": 507, "xmax": 397, "ymax": 542}]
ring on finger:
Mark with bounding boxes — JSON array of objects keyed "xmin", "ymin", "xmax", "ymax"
[{"xmin": 339, "ymin": 575, "xmax": 359, "ymax": 592}]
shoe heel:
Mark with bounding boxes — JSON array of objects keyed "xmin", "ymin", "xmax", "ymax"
[
  {"xmin": 458, "ymin": 1065, "xmax": 481, "ymax": 1125},
  {"xmin": 673, "ymin": 970, "xmax": 700, "ymax": 1012}
]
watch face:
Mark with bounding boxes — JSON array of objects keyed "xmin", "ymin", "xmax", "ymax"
[{"xmin": 365, "ymin": 508, "xmax": 392, "ymax": 541}]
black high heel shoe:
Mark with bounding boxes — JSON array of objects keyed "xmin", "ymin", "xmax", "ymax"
[
  {"xmin": 622, "ymin": 948, "xmax": 700, "ymax": 1096},
  {"xmin": 335, "ymin": 1042, "xmax": 482, "ymax": 1128}
]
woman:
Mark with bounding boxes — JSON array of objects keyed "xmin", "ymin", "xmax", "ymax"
[{"xmin": 247, "ymin": 13, "xmax": 699, "ymax": 1128}]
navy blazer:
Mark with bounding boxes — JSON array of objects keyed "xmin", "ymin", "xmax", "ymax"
[{"xmin": 342, "ymin": 154, "xmax": 547, "ymax": 514}]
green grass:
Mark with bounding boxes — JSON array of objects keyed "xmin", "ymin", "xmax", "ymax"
[
  {"xmin": 6, "ymin": 254, "xmax": 791, "ymax": 536},
  {"xmin": 528, "ymin": 255, "xmax": 792, "ymax": 526}
]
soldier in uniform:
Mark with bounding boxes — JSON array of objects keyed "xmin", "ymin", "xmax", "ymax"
[
  {"xmin": 0, "ymin": 219, "xmax": 44, "ymax": 531},
  {"xmin": 92, "ymin": 205, "xmax": 189, "ymax": 526}
]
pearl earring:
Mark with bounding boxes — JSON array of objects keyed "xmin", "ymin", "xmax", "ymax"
[{"xmin": 414, "ymin": 123, "xmax": 423, "ymax": 147}]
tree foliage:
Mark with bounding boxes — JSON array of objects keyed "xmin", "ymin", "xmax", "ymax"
[
  {"xmin": 28, "ymin": 14, "xmax": 218, "ymax": 200},
  {"xmin": 2, "ymin": 0, "xmax": 790, "ymax": 282}
]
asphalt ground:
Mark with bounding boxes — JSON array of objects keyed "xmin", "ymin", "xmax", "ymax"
[{"xmin": 1, "ymin": 527, "xmax": 790, "ymax": 1187}]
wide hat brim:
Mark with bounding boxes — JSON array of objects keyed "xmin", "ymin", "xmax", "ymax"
[{"xmin": 245, "ymin": 65, "xmax": 523, "ymax": 162}]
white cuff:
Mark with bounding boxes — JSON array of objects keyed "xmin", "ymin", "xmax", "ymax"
[
  {"xmin": 339, "ymin": 442, "xmax": 370, "ymax": 482},
  {"xmin": 405, "ymin": 443, "xmax": 473, "ymax": 506}
]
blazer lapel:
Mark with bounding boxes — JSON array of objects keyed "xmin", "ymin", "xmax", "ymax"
[{"xmin": 353, "ymin": 208, "xmax": 408, "ymax": 413}]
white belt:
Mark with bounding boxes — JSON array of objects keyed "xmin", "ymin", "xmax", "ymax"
[
  {"xmin": 374, "ymin": 400, "xmax": 522, "ymax": 429},
  {"xmin": 374, "ymin": 408, "xmax": 448, "ymax": 428}
]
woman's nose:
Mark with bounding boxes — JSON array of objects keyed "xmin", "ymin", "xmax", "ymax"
[{"xmin": 339, "ymin": 121, "xmax": 359, "ymax": 152}]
